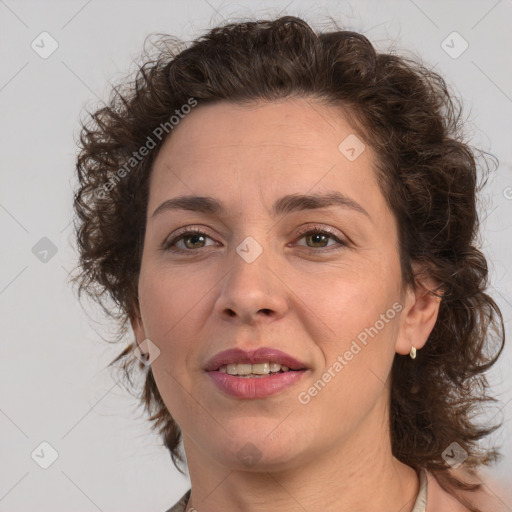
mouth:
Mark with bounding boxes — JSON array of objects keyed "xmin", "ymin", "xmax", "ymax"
[{"xmin": 204, "ymin": 347, "xmax": 309, "ymax": 399}]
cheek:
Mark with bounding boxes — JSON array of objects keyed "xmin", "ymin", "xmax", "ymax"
[
  {"xmin": 137, "ymin": 268, "xmax": 201, "ymax": 413},
  {"xmin": 137, "ymin": 269, "xmax": 202, "ymax": 427},
  {"xmin": 300, "ymin": 315, "xmax": 398, "ymax": 441},
  {"xmin": 307, "ymin": 274, "xmax": 401, "ymax": 405},
  {"xmin": 311, "ymin": 265, "xmax": 400, "ymax": 345},
  {"xmin": 138, "ymin": 263, "xmax": 206, "ymax": 342}
]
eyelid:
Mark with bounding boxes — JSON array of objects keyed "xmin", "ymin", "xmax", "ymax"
[{"xmin": 295, "ymin": 224, "xmax": 342, "ymax": 239}]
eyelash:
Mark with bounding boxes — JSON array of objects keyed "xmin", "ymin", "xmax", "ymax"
[{"xmin": 161, "ymin": 225, "xmax": 348, "ymax": 254}]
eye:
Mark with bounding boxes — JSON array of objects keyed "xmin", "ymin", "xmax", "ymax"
[
  {"xmin": 161, "ymin": 224, "xmax": 348, "ymax": 254},
  {"xmin": 162, "ymin": 227, "xmax": 217, "ymax": 253},
  {"xmin": 293, "ymin": 225, "xmax": 347, "ymax": 250}
]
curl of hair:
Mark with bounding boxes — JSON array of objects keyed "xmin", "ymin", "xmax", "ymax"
[{"xmin": 72, "ymin": 15, "xmax": 505, "ymax": 509}]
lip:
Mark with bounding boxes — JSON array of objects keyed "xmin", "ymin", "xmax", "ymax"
[
  {"xmin": 204, "ymin": 347, "xmax": 309, "ymax": 399},
  {"xmin": 204, "ymin": 347, "xmax": 308, "ymax": 372},
  {"xmin": 208, "ymin": 370, "xmax": 307, "ymax": 399}
]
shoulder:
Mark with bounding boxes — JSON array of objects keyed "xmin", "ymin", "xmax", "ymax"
[
  {"xmin": 162, "ymin": 489, "xmax": 191, "ymax": 512},
  {"xmin": 425, "ymin": 469, "xmax": 511, "ymax": 512}
]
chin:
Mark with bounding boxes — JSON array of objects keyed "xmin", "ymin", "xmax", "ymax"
[{"xmin": 207, "ymin": 429, "xmax": 304, "ymax": 471}]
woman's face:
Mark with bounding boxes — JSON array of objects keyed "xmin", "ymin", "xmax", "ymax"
[{"xmin": 132, "ymin": 98, "xmax": 428, "ymax": 471}]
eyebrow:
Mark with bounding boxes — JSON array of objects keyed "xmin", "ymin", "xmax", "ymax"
[{"xmin": 151, "ymin": 192, "xmax": 371, "ymax": 220}]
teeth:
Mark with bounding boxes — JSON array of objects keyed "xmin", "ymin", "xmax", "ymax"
[
  {"xmin": 227, "ymin": 363, "xmax": 254, "ymax": 375},
  {"xmin": 219, "ymin": 362, "xmax": 292, "ymax": 376},
  {"xmin": 252, "ymin": 363, "xmax": 270, "ymax": 375}
]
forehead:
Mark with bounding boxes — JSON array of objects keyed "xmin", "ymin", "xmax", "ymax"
[
  {"xmin": 149, "ymin": 98, "xmax": 385, "ymax": 219},
  {"xmin": 156, "ymin": 98, "xmax": 365, "ymax": 159}
]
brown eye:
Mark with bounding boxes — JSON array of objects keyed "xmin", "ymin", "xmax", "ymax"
[
  {"xmin": 303, "ymin": 232, "xmax": 331, "ymax": 248},
  {"xmin": 162, "ymin": 228, "xmax": 216, "ymax": 252},
  {"xmin": 181, "ymin": 233, "xmax": 207, "ymax": 249},
  {"xmin": 294, "ymin": 226, "xmax": 347, "ymax": 250}
]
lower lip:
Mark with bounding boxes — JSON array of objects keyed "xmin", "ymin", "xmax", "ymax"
[{"xmin": 207, "ymin": 370, "xmax": 307, "ymax": 399}]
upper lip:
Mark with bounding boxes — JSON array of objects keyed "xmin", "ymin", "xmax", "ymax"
[{"xmin": 204, "ymin": 347, "xmax": 308, "ymax": 372}]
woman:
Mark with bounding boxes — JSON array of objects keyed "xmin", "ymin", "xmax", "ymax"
[{"xmin": 72, "ymin": 15, "xmax": 508, "ymax": 512}]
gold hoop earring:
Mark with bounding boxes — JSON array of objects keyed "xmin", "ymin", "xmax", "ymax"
[{"xmin": 410, "ymin": 346, "xmax": 417, "ymax": 359}]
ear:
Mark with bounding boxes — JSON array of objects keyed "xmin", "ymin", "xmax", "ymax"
[
  {"xmin": 129, "ymin": 302, "xmax": 147, "ymax": 343},
  {"xmin": 395, "ymin": 264, "xmax": 443, "ymax": 356}
]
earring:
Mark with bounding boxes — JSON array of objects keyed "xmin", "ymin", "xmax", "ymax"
[
  {"xmin": 134, "ymin": 341, "xmax": 150, "ymax": 363},
  {"xmin": 409, "ymin": 346, "xmax": 417, "ymax": 359}
]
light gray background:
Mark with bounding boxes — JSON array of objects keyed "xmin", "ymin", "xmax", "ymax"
[{"xmin": 1, "ymin": 1, "xmax": 511, "ymax": 511}]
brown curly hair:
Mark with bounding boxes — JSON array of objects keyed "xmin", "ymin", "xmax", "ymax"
[{"xmin": 72, "ymin": 15, "xmax": 505, "ymax": 510}]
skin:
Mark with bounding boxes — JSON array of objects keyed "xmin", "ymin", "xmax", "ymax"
[{"xmin": 131, "ymin": 97, "xmax": 441, "ymax": 512}]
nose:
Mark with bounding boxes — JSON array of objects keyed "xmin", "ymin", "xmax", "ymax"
[{"xmin": 213, "ymin": 243, "xmax": 289, "ymax": 325}]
